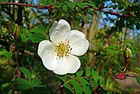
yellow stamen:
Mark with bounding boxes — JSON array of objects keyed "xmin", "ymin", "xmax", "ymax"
[{"xmin": 55, "ymin": 40, "xmax": 72, "ymax": 58}]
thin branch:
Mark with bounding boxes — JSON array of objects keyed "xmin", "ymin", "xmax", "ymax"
[
  {"xmin": 0, "ymin": 2, "xmax": 135, "ymax": 18},
  {"xmin": 61, "ymin": 76, "xmax": 87, "ymax": 87},
  {"xmin": 84, "ymin": 6, "xmax": 133, "ymax": 18},
  {"xmin": 0, "ymin": 2, "xmax": 52, "ymax": 9},
  {"xmin": 83, "ymin": 15, "xmax": 87, "ymax": 38},
  {"xmin": 88, "ymin": 13, "xmax": 96, "ymax": 63},
  {"xmin": 88, "ymin": 13, "xmax": 96, "ymax": 49}
]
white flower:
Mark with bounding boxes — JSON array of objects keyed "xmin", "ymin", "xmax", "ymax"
[{"xmin": 38, "ymin": 19, "xmax": 89, "ymax": 75}]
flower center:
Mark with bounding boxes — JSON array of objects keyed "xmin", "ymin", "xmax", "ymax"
[{"xmin": 55, "ymin": 40, "xmax": 72, "ymax": 58}]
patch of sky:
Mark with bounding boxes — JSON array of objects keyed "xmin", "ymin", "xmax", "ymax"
[
  {"xmin": 31, "ymin": 0, "xmax": 49, "ymax": 24},
  {"xmin": 32, "ymin": 0, "xmax": 48, "ymax": 13},
  {"xmin": 99, "ymin": 0, "xmax": 126, "ymax": 28}
]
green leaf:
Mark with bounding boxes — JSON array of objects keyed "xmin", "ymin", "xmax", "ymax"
[
  {"xmin": 0, "ymin": 49, "xmax": 12, "ymax": 58},
  {"xmin": 76, "ymin": 70, "xmax": 83, "ymax": 77},
  {"xmin": 107, "ymin": 91, "xmax": 113, "ymax": 94},
  {"xmin": 105, "ymin": 76, "xmax": 113, "ymax": 90},
  {"xmin": 20, "ymin": 67, "xmax": 32, "ymax": 80},
  {"xmin": 15, "ymin": 78, "xmax": 30, "ymax": 85},
  {"xmin": 58, "ymin": 76, "xmax": 67, "ymax": 82},
  {"xmin": 136, "ymin": 76, "xmax": 140, "ymax": 84},
  {"xmin": 55, "ymin": 2, "xmax": 62, "ymax": 8},
  {"xmin": 39, "ymin": 0, "xmax": 46, "ymax": 4},
  {"xmin": 98, "ymin": 76, "xmax": 104, "ymax": 85},
  {"xmin": 68, "ymin": 2, "xmax": 75, "ymax": 10},
  {"xmin": 0, "ymin": 28, "xmax": 4, "ymax": 35},
  {"xmin": 62, "ymin": 5, "xmax": 68, "ymax": 12},
  {"xmin": 32, "ymin": 33, "xmax": 46, "ymax": 43},
  {"xmin": 86, "ymin": 66, "xmax": 91, "ymax": 76},
  {"xmin": 83, "ymin": 86, "xmax": 91, "ymax": 94},
  {"xmin": 79, "ymin": 78, "xmax": 91, "ymax": 94},
  {"xmin": 77, "ymin": 2, "xmax": 86, "ymax": 9},
  {"xmin": 64, "ymin": 83, "xmax": 74, "ymax": 93},
  {"xmin": 70, "ymin": 75, "xmax": 75, "ymax": 78},
  {"xmin": 20, "ymin": 33, "xmax": 28, "ymax": 42},
  {"xmin": 71, "ymin": 80, "xmax": 82, "ymax": 94},
  {"xmin": 85, "ymin": 3, "xmax": 95, "ymax": 7},
  {"xmin": 1, "ymin": 83, "xmax": 9, "ymax": 88},
  {"xmin": 25, "ymin": 31, "xmax": 35, "ymax": 42},
  {"xmin": 39, "ymin": 0, "xmax": 52, "ymax": 5},
  {"xmin": 30, "ymin": 27, "xmax": 44, "ymax": 33},
  {"xmin": 36, "ymin": 25, "xmax": 46, "ymax": 32},
  {"xmin": 79, "ymin": 54, "xmax": 89, "ymax": 61},
  {"xmin": 31, "ymin": 79, "xmax": 41, "ymax": 87},
  {"xmin": 79, "ymin": 77, "xmax": 89, "ymax": 85},
  {"xmin": 135, "ymin": 67, "xmax": 140, "ymax": 73},
  {"xmin": 16, "ymin": 85, "xmax": 30, "ymax": 91},
  {"xmin": 15, "ymin": 78, "xmax": 31, "ymax": 91},
  {"xmin": 94, "ymin": 77, "xmax": 99, "ymax": 84},
  {"xmin": 92, "ymin": 69, "xmax": 99, "ymax": 77}
]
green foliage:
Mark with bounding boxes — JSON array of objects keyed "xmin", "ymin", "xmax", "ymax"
[
  {"xmin": 0, "ymin": 49, "xmax": 12, "ymax": 58},
  {"xmin": 31, "ymin": 79, "xmax": 41, "ymax": 87},
  {"xmin": 0, "ymin": 83, "xmax": 12, "ymax": 94},
  {"xmin": 20, "ymin": 67, "xmax": 32, "ymax": 80},
  {"xmin": 15, "ymin": 78, "xmax": 43, "ymax": 91},
  {"xmin": 20, "ymin": 28, "xmax": 35, "ymax": 43},
  {"xmin": 15, "ymin": 78, "xmax": 31, "ymax": 91},
  {"xmin": 15, "ymin": 67, "xmax": 44, "ymax": 91},
  {"xmin": 71, "ymin": 80, "xmax": 82, "ymax": 94},
  {"xmin": 76, "ymin": 70, "xmax": 83, "ymax": 77},
  {"xmin": 20, "ymin": 33, "xmax": 28, "ymax": 42},
  {"xmin": 135, "ymin": 67, "xmax": 140, "ymax": 84},
  {"xmin": 77, "ymin": 2, "xmax": 86, "ymax": 9},
  {"xmin": 0, "ymin": 0, "xmax": 140, "ymax": 93},
  {"xmin": 62, "ymin": 5, "xmax": 68, "ymax": 12},
  {"xmin": 68, "ymin": 2, "xmax": 75, "ymax": 10},
  {"xmin": 79, "ymin": 77, "xmax": 91, "ymax": 94},
  {"xmin": 59, "ymin": 66, "xmax": 104, "ymax": 94},
  {"xmin": 136, "ymin": 76, "xmax": 140, "ymax": 84},
  {"xmin": 86, "ymin": 66, "xmax": 91, "ymax": 76}
]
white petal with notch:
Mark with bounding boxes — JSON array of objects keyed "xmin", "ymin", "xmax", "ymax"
[
  {"xmin": 68, "ymin": 30, "xmax": 89, "ymax": 56},
  {"xmin": 53, "ymin": 55, "xmax": 81, "ymax": 75},
  {"xmin": 50, "ymin": 19, "xmax": 71, "ymax": 44},
  {"xmin": 38, "ymin": 40, "xmax": 58, "ymax": 70}
]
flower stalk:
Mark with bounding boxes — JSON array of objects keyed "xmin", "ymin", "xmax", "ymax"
[{"xmin": 116, "ymin": 48, "xmax": 132, "ymax": 80}]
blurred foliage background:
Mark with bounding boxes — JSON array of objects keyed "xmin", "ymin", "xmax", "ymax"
[{"xmin": 0, "ymin": 0, "xmax": 140, "ymax": 94}]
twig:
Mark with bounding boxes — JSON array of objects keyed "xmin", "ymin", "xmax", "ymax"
[
  {"xmin": 84, "ymin": 6, "xmax": 133, "ymax": 18},
  {"xmin": 0, "ymin": 2, "xmax": 135, "ymax": 17},
  {"xmin": 61, "ymin": 76, "xmax": 87, "ymax": 87},
  {"xmin": 0, "ymin": 2, "xmax": 52, "ymax": 9}
]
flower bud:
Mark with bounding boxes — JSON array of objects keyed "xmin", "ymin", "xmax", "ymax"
[{"xmin": 123, "ymin": 48, "xmax": 132, "ymax": 58}]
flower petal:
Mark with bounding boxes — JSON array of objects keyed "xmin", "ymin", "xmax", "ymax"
[
  {"xmin": 70, "ymin": 30, "xmax": 86, "ymax": 39},
  {"xmin": 38, "ymin": 40, "xmax": 58, "ymax": 70},
  {"xmin": 50, "ymin": 19, "xmax": 71, "ymax": 44},
  {"xmin": 53, "ymin": 55, "xmax": 81, "ymax": 75},
  {"xmin": 68, "ymin": 30, "xmax": 89, "ymax": 56}
]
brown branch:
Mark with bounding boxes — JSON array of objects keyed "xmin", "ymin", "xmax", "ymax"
[
  {"xmin": 0, "ymin": 1, "xmax": 134, "ymax": 18},
  {"xmin": 0, "ymin": 2, "xmax": 52, "ymax": 9},
  {"xmin": 0, "ymin": 2, "xmax": 135, "ymax": 17},
  {"xmin": 102, "ymin": 10, "xmax": 132, "ymax": 17},
  {"xmin": 84, "ymin": 6, "xmax": 133, "ymax": 18},
  {"xmin": 122, "ymin": 57, "xmax": 130, "ymax": 72}
]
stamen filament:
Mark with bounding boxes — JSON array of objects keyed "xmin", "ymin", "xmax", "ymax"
[{"xmin": 55, "ymin": 40, "xmax": 72, "ymax": 58}]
